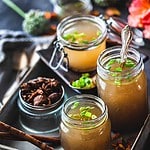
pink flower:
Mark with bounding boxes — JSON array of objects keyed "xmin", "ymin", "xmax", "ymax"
[{"xmin": 128, "ymin": 0, "xmax": 150, "ymax": 39}]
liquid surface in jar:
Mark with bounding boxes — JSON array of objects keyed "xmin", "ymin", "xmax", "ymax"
[
  {"xmin": 62, "ymin": 20, "xmax": 106, "ymax": 72},
  {"xmin": 105, "ymin": 58, "xmax": 136, "ymax": 71},
  {"xmin": 68, "ymin": 101, "xmax": 101, "ymax": 121},
  {"xmin": 60, "ymin": 101, "xmax": 111, "ymax": 150},
  {"xmin": 63, "ymin": 21, "xmax": 101, "ymax": 44},
  {"xmin": 104, "ymin": 58, "xmax": 136, "ymax": 85},
  {"xmin": 97, "ymin": 58, "xmax": 148, "ymax": 132}
]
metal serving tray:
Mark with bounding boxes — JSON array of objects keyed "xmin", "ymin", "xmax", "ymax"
[
  {"xmin": 0, "ymin": 36, "xmax": 149, "ymax": 149},
  {"xmin": 0, "ymin": 59, "xmax": 149, "ymax": 150},
  {"xmin": 0, "ymin": 59, "xmax": 76, "ymax": 150}
]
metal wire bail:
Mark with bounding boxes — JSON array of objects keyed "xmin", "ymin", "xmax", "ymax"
[{"xmin": 49, "ymin": 40, "xmax": 69, "ymax": 72}]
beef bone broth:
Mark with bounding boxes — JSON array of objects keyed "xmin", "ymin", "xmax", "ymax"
[
  {"xmin": 60, "ymin": 94, "xmax": 111, "ymax": 150},
  {"xmin": 97, "ymin": 46, "xmax": 148, "ymax": 132}
]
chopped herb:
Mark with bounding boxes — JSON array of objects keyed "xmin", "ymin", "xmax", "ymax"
[
  {"xmin": 69, "ymin": 103, "xmax": 97, "ymax": 121},
  {"xmin": 63, "ymin": 31, "xmax": 86, "ymax": 43},
  {"xmin": 71, "ymin": 73, "xmax": 95, "ymax": 89},
  {"xmin": 70, "ymin": 114, "xmax": 80, "ymax": 120},
  {"xmin": 114, "ymin": 79, "xmax": 121, "ymax": 86},
  {"xmin": 105, "ymin": 58, "xmax": 135, "ymax": 71},
  {"xmin": 81, "ymin": 40, "xmax": 89, "ymax": 44},
  {"xmin": 105, "ymin": 59, "xmax": 116, "ymax": 70},
  {"xmin": 125, "ymin": 59, "xmax": 136, "ymax": 67},
  {"xmin": 105, "ymin": 58, "xmax": 136, "ymax": 85},
  {"xmin": 85, "ymin": 111, "xmax": 92, "ymax": 118},
  {"xmin": 62, "ymin": 30, "xmax": 101, "ymax": 44},
  {"xmin": 111, "ymin": 72, "xmax": 118, "ymax": 77},
  {"xmin": 107, "ymin": 59, "xmax": 116, "ymax": 65},
  {"xmin": 97, "ymin": 30, "xmax": 102, "ymax": 36},
  {"xmin": 92, "ymin": 114, "xmax": 97, "ymax": 119},
  {"xmin": 105, "ymin": 65, "xmax": 111, "ymax": 70},
  {"xmin": 115, "ymin": 67, "xmax": 122, "ymax": 72},
  {"xmin": 71, "ymin": 101, "xmax": 79, "ymax": 109}
]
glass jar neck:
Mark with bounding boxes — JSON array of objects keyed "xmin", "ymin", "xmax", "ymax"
[
  {"xmin": 57, "ymin": 15, "xmax": 107, "ymax": 51},
  {"xmin": 61, "ymin": 94, "xmax": 108, "ymax": 129},
  {"xmin": 97, "ymin": 46, "xmax": 143, "ymax": 80}
]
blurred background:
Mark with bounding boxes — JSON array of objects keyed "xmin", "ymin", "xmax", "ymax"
[
  {"xmin": 0, "ymin": 0, "xmax": 53, "ymax": 30},
  {"xmin": 0, "ymin": 0, "xmax": 129, "ymax": 31}
]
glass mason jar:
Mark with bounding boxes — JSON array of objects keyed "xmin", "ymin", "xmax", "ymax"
[
  {"xmin": 17, "ymin": 86, "xmax": 64, "ymax": 133},
  {"xmin": 97, "ymin": 46, "xmax": 148, "ymax": 132},
  {"xmin": 51, "ymin": 0, "xmax": 93, "ymax": 19},
  {"xmin": 50, "ymin": 15, "xmax": 107, "ymax": 72},
  {"xmin": 60, "ymin": 94, "xmax": 111, "ymax": 150},
  {"xmin": 93, "ymin": 0, "xmax": 124, "ymax": 7}
]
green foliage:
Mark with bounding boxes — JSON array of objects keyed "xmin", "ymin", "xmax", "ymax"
[{"xmin": 22, "ymin": 10, "xmax": 50, "ymax": 35}]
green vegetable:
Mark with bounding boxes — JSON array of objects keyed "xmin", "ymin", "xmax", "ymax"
[
  {"xmin": 115, "ymin": 67, "xmax": 122, "ymax": 72},
  {"xmin": 71, "ymin": 73, "xmax": 95, "ymax": 89},
  {"xmin": 69, "ymin": 102, "xmax": 97, "ymax": 121},
  {"xmin": 71, "ymin": 102, "xmax": 79, "ymax": 109},
  {"xmin": 105, "ymin": 58, "xmax": 136, "ymax": 85},
  {"xmin": 22, "ymin": 10, "xmax": 50, "ymax": 35},
  {"xmin": 105, "ymin": 58, "xmax": 135, "ymax": 71},
  {"xmin": 114, "ymin": 79, "xmax": 121, "ymax": 86},
  {"xmin": 2, "ymin": 0, "xmax": 51, "ymax": 35},
  {"xmin": 63, "ymin": 31, "xmax": 87, "ymax": 43},
  {"xmin": 124, "ymin": 59, "xmax": 136, "ymax": 67},
  {"xmin": 63, "ymin": 30, "xmax": 101, "ymax": 44},
  {"xmin": 97, "ymin": 30, "xmax": 102, "ymax": 36}
]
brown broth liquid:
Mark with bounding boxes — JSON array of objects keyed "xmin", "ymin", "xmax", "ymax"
[
  {"xmin": 97, "ymin": 58, "xmax": 148, "ymax": 132},
  {"xmin": 60, "ymin": 102, "xmax": 111, "ymax": 150}
]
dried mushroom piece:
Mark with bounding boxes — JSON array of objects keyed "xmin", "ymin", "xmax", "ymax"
[{"xmin": 20, "ymin": 77, "xmax": 63, "ymax": 106}]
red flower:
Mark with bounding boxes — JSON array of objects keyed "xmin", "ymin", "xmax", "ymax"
[{"xmin": 128, "ymin": 0, "xmax": 150, "ymax": 39}]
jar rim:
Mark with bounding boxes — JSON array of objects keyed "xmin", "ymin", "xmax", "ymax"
[
  {"xmin": 55, "ymin": 0, "xmax": 92, "ymax": 12},
  {"xmin": 97, "ymin": 46, "xmax": 143, "ymax": 79},
  {"xmin": 57, "ymin": 14, "xmax": 107, "ymax": 51},
  {"xmin": 62, "ymin": 94, "xmax": 108, "ymax": 128},
  {"xmin": 19, "ymin": 85, "xmax": 64, "ymax": 111}
]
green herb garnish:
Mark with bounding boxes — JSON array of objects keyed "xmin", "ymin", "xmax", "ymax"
[
  {"xmin": 114, "ymin": 78, "xmax": 121, "ymax": 86},
  {"xmin": 71, "ymin": 102, "xmax": 79, "ymax": 109},
  {"xmin": 115, "ymin": 67, "xmax": 122, "ymax": 72},
  {"xmin": 62, "ymin": 30, "xmax": 101, "ymax": 44},
  {"xmin": 63, "ymin": 31, "xmax": 86, "ymax": 43},
  {"xmin": 97, "ymin": 30, "xmax": 102, "ymax": 36},
  {"xmin": 69, "ymin": 102, "xmax": 97, "ymax": 121},
  {"xmin": 71, "ymin": 73, "xmax": 95, "ymax": 89},
  {"xmin": 124, "ymin": 59, "xmax": 136, "ymax": 67},
  {"xmin": 105, "ymin": 58, "xmax": 136, "ymax": 85},
  {"xmin": 105, "ymin": 58, "xmax": 135, "ymax": 71}
]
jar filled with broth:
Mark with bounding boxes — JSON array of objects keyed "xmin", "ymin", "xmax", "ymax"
[
  {"xmin": 60, "ymin": 94, "xmax": 111, "ymax": 150},
  {"xmin": 52, "ymin": 0, "xmax": 93, "ymax": 19},
  {"xmin": 97, "ymin": 46, "xmax": 148, "ymax": 132},
  {"xmin": 50, "ymin": 15, "xmax": 107, "ymax": 72}
]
